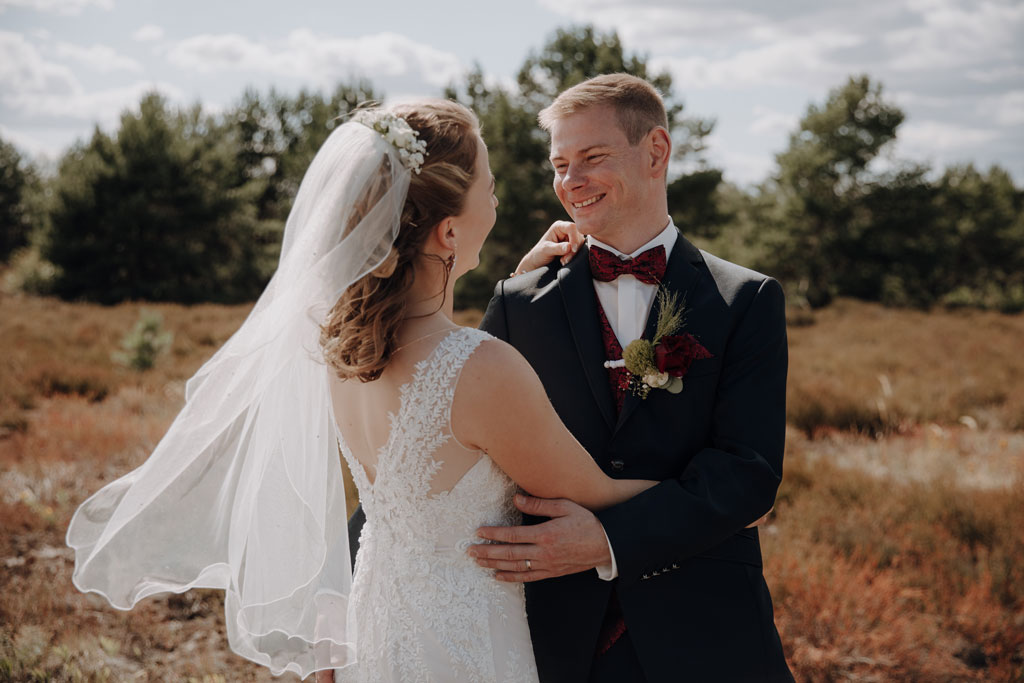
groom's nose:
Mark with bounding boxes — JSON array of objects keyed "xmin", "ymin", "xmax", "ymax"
[{"xmin": 560, "ymin": 162, "xmax": 587, "ymax": 192}]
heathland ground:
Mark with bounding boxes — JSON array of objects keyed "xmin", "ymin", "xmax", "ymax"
[{"xmin": 1, "ymin": 294, "xmax": 1022, "ymax": 681}]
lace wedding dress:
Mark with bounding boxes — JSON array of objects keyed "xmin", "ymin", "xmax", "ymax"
[{"xmin": 333, "ymin": 327, "xmax": 539, "ymax": 682}]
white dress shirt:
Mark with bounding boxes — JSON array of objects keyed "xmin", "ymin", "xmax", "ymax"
[{"xmin": 589, "ymin": 219, "xmax": 678, "ymax": 581}]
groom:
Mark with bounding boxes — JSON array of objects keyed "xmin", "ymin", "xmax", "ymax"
[{"xmin": 469, "ymin": 74, "xmax": 793, "ymax": 681}]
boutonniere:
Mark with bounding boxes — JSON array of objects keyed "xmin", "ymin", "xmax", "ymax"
[{"xmin": 603, "ymin": 288, "xmax": 712, "ymax": 399}]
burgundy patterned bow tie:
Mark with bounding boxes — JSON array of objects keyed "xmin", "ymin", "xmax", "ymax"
[{"xmin": 588, "ymin": 245, "xmax": 667, "ymax": 285}]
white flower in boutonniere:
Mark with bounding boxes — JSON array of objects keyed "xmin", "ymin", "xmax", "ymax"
[
  {"xmin": 603, "ymin": 288, "xmax": 713, "ymax": 399},
  {"xmin": 642, "ymin": 371, "xmax": 671, "ymax": 389}
]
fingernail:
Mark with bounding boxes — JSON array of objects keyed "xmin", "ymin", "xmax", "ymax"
[{"xmin": 515, "ymin": 493, "xmax": 526, "ymax": 504}]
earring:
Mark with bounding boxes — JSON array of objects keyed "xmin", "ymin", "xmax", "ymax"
[{"xmin": 444, "ymin": 252, "xmax": 456, "ymax": 273}]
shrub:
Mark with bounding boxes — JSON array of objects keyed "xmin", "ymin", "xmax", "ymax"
[
  {"xmin": 113, "ymin": 310, "xmax": 174, "ymax": 371},
  {"xmin": 1, "ymin": 246, "xmax": 59, "ymax": 296}
]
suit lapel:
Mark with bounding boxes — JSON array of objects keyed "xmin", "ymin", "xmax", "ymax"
[
  {"xmin": 615, "ymin": 232, "xmax": 704, "ymax": 433},
  {"xmin": 558, "ymin": 245, "xmax": 618, "ymax": 431}
]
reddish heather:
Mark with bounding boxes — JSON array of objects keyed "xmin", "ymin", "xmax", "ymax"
[{"xmin": 1, "ymin": 295, "xmax": 1021, "ymax": 680}]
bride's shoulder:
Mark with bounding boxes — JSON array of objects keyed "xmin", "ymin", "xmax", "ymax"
[
  {"xmin": 451, "ymin": 333, "xmax": 549, "ymax": 450},
  {"xmin": 455, "ymin": 334, "xmax": 543, "ymax": 403}
]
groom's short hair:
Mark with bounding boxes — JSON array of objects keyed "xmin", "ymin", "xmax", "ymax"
[{"xmin": 538, "ymin": 73, "xmax": 668, "ymax": 146}]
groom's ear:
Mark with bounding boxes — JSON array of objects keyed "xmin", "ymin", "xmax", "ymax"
[{"xmin": 646, "ymin": 126, "xmax": 671, "ymax": 178}]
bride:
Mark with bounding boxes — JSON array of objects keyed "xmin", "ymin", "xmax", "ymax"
[{"xmin": 67, "ymin": 99, "xmax": 654, "ymax": 681}]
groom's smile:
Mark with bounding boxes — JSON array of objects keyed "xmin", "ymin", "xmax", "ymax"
[{"xmin": 572, "ymin": 194, "xmax": 605, "ymax": 209}]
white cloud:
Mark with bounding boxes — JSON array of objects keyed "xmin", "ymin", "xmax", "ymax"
[
  {"xmin": 541, "ymin": 0, "xmax": 1023, "ymax": 90},
  {"xmin": 6, "ymin": 80, "xmax": 184, "ymax": 125},
  {"xmin": 55, "ymin": 42, "xmax": 142, "ymax": 73},
  {"xmin": 132, "ymin": 24, "xmax": 164, "ymax": 42},
  {"xmin": 0, "ymin": 0, "xmax": 112, "ymax": 14},
  {"xmin": 885, "ymin": 1, "xmax": 1024, "ymax": 71},
  {"xmin": 748, "ymin": 105, "xmax": 797, "ymax": 136},
  {"xmin": 710, "ymin": 146, "xmax": 777, "ymax": 187},
  {"xmin": 966, "ymin": 64, "xmax": 1024, "ymax": 84},
  {"xmin": 898, "ymin": 120, "xmax": 999, "ymax": 152},
  {"xmin": 889, "ymin": 91, "xmax": 958, "ymax": 109},
  {"xmin": 0, "ymin": 123, "xmax": 51, "ymax": 156},
  {"xmin": 0, "ymin": 31, "xmax": 77, "ymax": 96},
  {"xmin": 0, "ymin": 31, "xmax": 177, "ymax": 127},
  {"xmin": 980, "ymin": 90, "xmax": 1024, "ymax": 127},
  {"xmin": 652, "ymin": 30, "xmax": 862, "ymax": 90},
  {"xmin": 536, "ymin": 0, "xmax": 764, "ymax": 51},
  {"xmin": 166, "ymin": 30, "xmax": 464, "ymax": 89},
  {"xmin": 0, "ymin": 122, "xmax": 74, "ymax": 160}
]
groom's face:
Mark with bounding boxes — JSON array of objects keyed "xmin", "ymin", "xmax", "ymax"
[{"xmin": 548, "ymin": 105, "xmax": 652, "ymax": 242}]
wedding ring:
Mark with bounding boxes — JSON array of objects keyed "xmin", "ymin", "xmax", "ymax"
[{"xmin": 525, "ymin": 559, "xmax": 532, "ymax": 571}]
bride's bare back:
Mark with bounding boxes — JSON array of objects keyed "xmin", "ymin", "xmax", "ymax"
[{"xmin": 328, "ymin": 327, "xmax": 487, "ymax": 496}]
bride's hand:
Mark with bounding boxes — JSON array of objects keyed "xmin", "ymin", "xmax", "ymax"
[
  {"xmin": 510, "ymin": 221, "xmax": 585, "ymax": 277},
  {"xmin": 315, "ymin": 669, "xmax": 335, "ymax": 682}
]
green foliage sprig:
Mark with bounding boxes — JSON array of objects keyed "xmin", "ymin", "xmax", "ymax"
[{"xmin": 653, "ymin": 289, "xmax": 686, "ymax": 343}]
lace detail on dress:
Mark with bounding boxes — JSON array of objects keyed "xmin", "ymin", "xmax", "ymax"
[{"xmin": 335, "ymin": 327, "xmax": 538, "ymax": 683}]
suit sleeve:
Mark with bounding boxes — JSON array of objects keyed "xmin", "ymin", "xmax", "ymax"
[
  {"xmin": 597, "ymin": 277, "xmax": 788, "ymax": 585},
  {"xmin": 347, "ymin": 504, "xmax": 365, "ymax": 572},
  {"xmin": 479, "ymin": 279, "xmax": 510, "ymax": 342}
]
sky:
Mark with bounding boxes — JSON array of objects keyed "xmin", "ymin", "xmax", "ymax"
[{"xmin": 1, "ymin": 0, "xmax": 1022, "ymax": 186}]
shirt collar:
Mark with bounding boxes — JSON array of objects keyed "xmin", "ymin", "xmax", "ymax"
[{"xmin": 587, "ymin": 218, "xmax": 677, "ymax": 260}]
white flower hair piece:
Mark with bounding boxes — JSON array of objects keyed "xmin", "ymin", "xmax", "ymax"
[{"xmin": 357, "ymin": 111, "xmax": 428, "ymax": 174}]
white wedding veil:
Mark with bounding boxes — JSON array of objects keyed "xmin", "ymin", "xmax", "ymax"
[{"xmin": 66, "ymin": 117, "xmax": 412, "ymax": 677}]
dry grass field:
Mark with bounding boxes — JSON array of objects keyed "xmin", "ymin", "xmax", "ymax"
[{"xmin": 1, "ymin": 293, "xmax": 1022, "ymax": 681}]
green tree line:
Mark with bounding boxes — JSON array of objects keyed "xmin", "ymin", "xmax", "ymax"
[{"xmin": 2, "ymin": 26, "xmax": 1022, "ymax": 312}]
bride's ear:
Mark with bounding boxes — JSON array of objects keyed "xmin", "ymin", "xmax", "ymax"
[{"xmin": 433, "ymin": 217, "xmax": 457, "ymax": 253}]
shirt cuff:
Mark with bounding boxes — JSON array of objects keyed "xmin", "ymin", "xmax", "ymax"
[{"xmin": 595, "ymin": 524, "xmax": 619, "ymax": 581}]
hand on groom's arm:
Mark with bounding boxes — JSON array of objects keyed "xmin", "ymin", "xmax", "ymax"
[{"xmin": 469, "ymin": 494, "xmax": 611, "ymax": 582}]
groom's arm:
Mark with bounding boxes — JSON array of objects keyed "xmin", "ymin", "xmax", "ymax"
[
  {"xmin": 477, "ymin": 277, "xmax": 621, "ymax": 581},
  {"xmin": 596, "ymin": 276, "xmax": 787, "ymax": 584}
]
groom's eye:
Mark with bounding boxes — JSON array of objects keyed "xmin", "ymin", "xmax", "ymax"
[{"xmin": 587, "ymin": 154, "xmax": 606, "ymax": 164}]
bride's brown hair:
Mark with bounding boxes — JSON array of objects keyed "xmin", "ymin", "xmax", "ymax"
[{"xmin": 320, "ymin": 99, "xmax": 481, "ymax": 382}]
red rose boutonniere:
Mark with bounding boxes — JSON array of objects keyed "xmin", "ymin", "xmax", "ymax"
[
  {"xmin": 604, "ymin": 288, "xmax": 712, "ymax": 399},
  {"xmin": 655, "ymin": 333, "xmax": 713, "ymax": 378}
]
